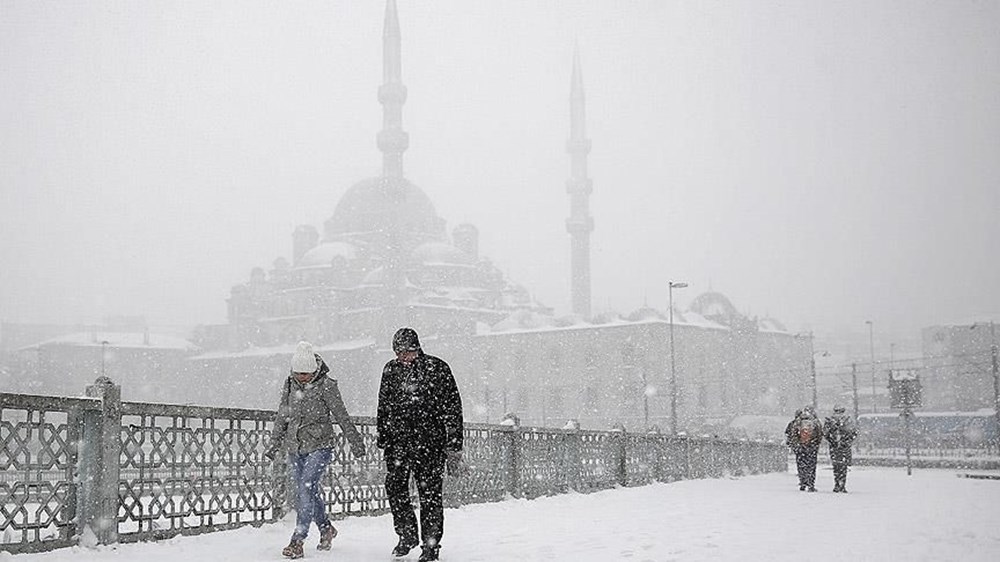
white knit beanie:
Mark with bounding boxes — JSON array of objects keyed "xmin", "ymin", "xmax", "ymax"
[{"xmin": 290, "ymin": 341, "xmax": 318, "ymax": 373}]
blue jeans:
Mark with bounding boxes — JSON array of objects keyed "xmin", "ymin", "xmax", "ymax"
[{"xmin": 288, "ymin": 448, "xmax": 332, "ymax": 540}]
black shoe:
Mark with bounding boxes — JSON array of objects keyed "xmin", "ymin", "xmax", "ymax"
[
  {"xmin": 392, "ymin": 537, "xmax": 419, "ymax": 557},
  {"xmin": 418, "ymin": 546, "xmax": 440, "ymax": 562},
  {"xmin": 807, "ymin": 486, "xmax": 817, "ymax": 492},
  {"xmin": 799, "ymin": 485, "xmax": 806, "ymax": 491}
]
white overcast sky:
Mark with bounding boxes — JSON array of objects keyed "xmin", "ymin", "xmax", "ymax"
[{"xmin": 1, "ymin": 0, "xmax": 997, "ymax": 342}]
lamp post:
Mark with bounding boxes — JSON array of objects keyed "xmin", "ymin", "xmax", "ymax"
[
  {"xmin": 807, "ymin": 332, "xmax": 817, "ymax": 410},
  {"xmin": 100, "ymin": 340, "xmax": 110, "ymax": 379},
  {"xmin": 668, "ymin": 281, "xmax": 688, "ymax": 434},
  {"xmin": 866, "ymin": 320, "xmax": 876, "ymax": 413},
  {"xmin": 795, "ymin": 332, "xmax": 827, "ymax": 410}
]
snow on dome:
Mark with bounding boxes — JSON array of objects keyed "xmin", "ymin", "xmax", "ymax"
[
  {"xmin": 297, "ymin": 241, "xmax": 359, "ymax": 268},
  {"xmin": 325, "ymin": 176, "xmax": 445, "ymax": 240},
  {"xmin": 410, "ymin": 241, "xmax": 473, "ymax": 266}
]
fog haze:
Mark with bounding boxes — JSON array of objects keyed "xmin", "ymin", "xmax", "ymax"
[{"xmin": 1, "ymin": 0, "xmax": 997, "ymax": 341}]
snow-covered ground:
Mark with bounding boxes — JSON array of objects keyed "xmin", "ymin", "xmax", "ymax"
[{"xmin": 6, "ymin": 465, "xmax": 999, "ymax": 562}]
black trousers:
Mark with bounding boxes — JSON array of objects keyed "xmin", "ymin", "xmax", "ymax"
[
  {"xmin": 385, "ymin": 445, "xmax": 446, "ymax": 549},
  {"xmin": 795, "ymin": 448, "xmax": 818, "ymax": 487},
  {"xmin": 832, "ymin": 462, "xmax": 849, "ymax": 489}
]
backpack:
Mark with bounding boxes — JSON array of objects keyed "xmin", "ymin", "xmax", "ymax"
[{"xmin": 798, "ymin": 419, "xmax": 814, "ymax": 444}]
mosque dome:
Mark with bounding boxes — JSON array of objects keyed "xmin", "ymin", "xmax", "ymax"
[
  {"xmin": 297, "ymin": 241, "xmax": 359, "ymax": 268},
  {"xmin": 324, "ymin": 176, "xmax": 445, "ymax": 242}
]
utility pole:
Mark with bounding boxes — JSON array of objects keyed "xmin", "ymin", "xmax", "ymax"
[
  {"xmin": 807, "ymin": 331, "xmax": 817, "ymax": 410},
  {"xmin": 991, "ymin": 322, "xmax": 998, "ymax": 443},
  {"xmin": 851, "ymin": 362, "xmax": 860, "ymax": 422},
  {"xmin": 668, "ymin": 281, "xmax": 687, "ymax": 434},
  {"xmin": 866, "ymin": 320, "xmax": 876, "ymax": 413}
]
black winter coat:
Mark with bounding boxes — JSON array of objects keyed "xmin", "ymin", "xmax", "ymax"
[
  {"xmin": 376, "ymin": 351, "xmax": 464, "ymax": 455},
  {"xmin": 824, "ymin": 412, "xmax": 858, "ymax": 465}
]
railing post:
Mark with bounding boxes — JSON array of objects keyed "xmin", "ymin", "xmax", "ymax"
[
  {"xmin": 78, "ymin": 377, "xmax": 121, "ymax": 545},
  {"xmin": 562, "ymin": 420, "xmax": 581, "ymax": 492},
  {"xmin": 611, "ymin": 423, "xmax": 627, "ymax": 487},
  {"xmin": 501, "ymin": 413, "xmax": 521, "ymax": 498}
]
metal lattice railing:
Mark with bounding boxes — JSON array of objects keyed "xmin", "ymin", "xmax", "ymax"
[{"xmin": 1, "ymin": 380, "xmax": 787, "ymax": 554}]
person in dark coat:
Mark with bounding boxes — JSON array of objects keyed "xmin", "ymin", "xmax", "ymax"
[
  {"xmin": 265, "ymin": 341, "xmax": 366, "ymax": 559},
  {"xmin": 824, "ymin": 405, "xmax": 858, "ymax": 492},
  {"xmin": 377, "ymin": 327, "xmax": 464, "ymax": 562},
  {"xmin": 785, "ymin": 405, "xmax": 824, "ymax": 492}
]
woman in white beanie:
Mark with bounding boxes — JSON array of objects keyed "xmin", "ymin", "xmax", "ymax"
[{"xmin": 265, "ymin": 341, "xmax": 366, "ymax": 559}]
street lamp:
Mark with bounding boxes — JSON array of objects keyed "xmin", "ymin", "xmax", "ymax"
[
  {"xmin": 668, "ymin": 281, "xmax": 688, "ymax": 434},
  {"xmin": 866, "ymin": 320, "xmax": 876, "ymax": 413}
]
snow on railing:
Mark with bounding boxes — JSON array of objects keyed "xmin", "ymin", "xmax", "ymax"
[{"xmin": 1, "ymin": 379, "xmax": 785, "ymax": 554}]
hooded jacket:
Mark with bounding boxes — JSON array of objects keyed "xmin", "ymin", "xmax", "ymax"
[
  {"xmin": 376, "ymin": 350, "xmax": 463, "ymax": 454},
  {"xmin": 824, "ymin": 411, "xmax": 858, "ymax": 464},
  {"xmin": 267, "ymin": 355, "xmax": 364, "ymax": 456}
]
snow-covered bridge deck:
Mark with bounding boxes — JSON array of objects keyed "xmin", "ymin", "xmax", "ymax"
[{"xmin": 7, "ymin": 465, "xmax": 999, "ymax": 562}]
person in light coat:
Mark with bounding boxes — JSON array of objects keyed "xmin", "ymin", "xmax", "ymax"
[{"xmin": 265, "ymin": 341, "xmax": 366, "ymax": 559}]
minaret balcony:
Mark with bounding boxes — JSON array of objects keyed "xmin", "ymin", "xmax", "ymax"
[
  {"xmin": 378, "ymin": 83, "xmax": 408, "ymax": 104},
  {"xmin": 565, "ymin": 178, "xmax": 593, "ymax": 195}
]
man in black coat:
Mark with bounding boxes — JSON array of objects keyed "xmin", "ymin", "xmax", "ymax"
[
  {"xmin": 824, "ymin": 405, "xmax": 858, "ymax": 492},
  {"xmin": 377, "ymin": 327, "xmax": 464, "ymax": 562}
]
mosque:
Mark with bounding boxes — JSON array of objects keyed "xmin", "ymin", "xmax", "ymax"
[{"xmin": 190, "ymin": 1, "xmax": 810, "ymax": 435}]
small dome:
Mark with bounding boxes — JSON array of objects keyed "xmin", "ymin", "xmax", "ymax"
[
  {"xmin": 298, "ymin": 242, "xmax": 359, "ymax": 268},
  {"xmin": 410, "ymin": 242, "xmax": 473, "ymax": 267}
]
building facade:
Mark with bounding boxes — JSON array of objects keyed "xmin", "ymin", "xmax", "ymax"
[{"xmin": 183, "ymin": 1, "xmax": 811, "ymax": 434}]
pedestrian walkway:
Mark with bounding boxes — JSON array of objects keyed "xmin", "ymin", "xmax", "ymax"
[{"xmin": 6, "ymin": 466, "xmax": 999, "ymax": 562}]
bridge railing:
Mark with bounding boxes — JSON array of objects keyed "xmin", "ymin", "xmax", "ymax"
[{"xmin": 1, "ymin": 378, "xmax": 786, "ymax": 554}]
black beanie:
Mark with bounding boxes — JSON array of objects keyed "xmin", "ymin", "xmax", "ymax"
[{"xmin": 392, "ymin": 327, "xmax": 421, "ymax": 353}]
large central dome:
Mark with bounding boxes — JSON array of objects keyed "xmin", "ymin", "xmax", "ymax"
[{"xmin": 324, "ymin": 175, "xmax": 445, "ymax": 243}]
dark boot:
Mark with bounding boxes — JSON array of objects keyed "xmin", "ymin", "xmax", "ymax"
[
  {"xmin": 418, "ymin": 546, "xmax": 440, "ymax": 562},
  {"xmin": 317, "ymin": 524, "xmax": 338, "ymax": 550},
  {"xmin": 282, "ymin": 539, "xmax": 304, "ymax": 559},
  {"xmin": 392, "ymin": 537, "xmax": 419, "ymax": 558}
]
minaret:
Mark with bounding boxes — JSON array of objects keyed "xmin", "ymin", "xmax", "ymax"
[
  {"xmin": 377, "ymin": 0, "xmax": 409, "ymax": 178},
  {"xmin": 566, "ymin": 46, "xmax": 594, "ymax": 317}
]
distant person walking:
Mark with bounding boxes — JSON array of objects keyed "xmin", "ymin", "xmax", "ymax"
[
  {"xmin": 265, "ymin": 341, "xmax": 366, "ymax": 559},
  {"xmin": 824, "ymin": 405, "xmax": 858, "ymax": 492},
  {"xmin": 786, "ymin": 406, "xmax": 824, "ymax": 492},
  {"xmin": 377, "ymin": 327, "xmax": 464, "ymax": 562}
]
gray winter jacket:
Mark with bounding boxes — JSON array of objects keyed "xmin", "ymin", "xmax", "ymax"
[{"xmin": 266, "ymin": 358, "xmax": 365, "ymax": 457}]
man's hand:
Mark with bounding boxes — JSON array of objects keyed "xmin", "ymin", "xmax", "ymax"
[{"xmin": 445, "ymin": 450, "xmax": 467, "ymax": 477}]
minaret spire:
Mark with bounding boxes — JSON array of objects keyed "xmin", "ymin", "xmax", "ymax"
[
  {"xmin": 377, "ymin": 0, "xmax": 408, "ymax": 178},
  {"xmin": 566, "ymin": 45, "xmax": 594, "ymax": 317}
]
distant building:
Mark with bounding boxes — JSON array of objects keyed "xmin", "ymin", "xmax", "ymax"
[
  {"xmin": 188, "ymin": 1, "xmax": 810, "ymax": 432},
  {"xmin": 12, "ymin": 328, "xmax": 197, "ymax": 403},
  {"xmin": 921, "ymin": 322, "xmax": 998, "ymax": 411}
]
